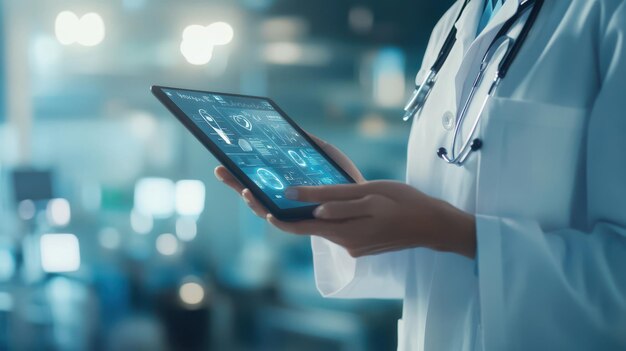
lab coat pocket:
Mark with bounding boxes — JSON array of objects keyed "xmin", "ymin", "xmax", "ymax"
[{"xmin": 477, "ymin": 97, "xmax": 587, "ymax": 229}]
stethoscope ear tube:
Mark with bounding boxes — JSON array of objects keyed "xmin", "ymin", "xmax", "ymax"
[
  {"xmin": 403, "ymin": 70, "xmax": 436, "ymax": 121},
  {"xmin": 495, "ymin": 0, "xmax": 544, "ymax": 79},
  {"xmin": 403, "ymin": 0, "xmax": 471, "ymax": 123}
]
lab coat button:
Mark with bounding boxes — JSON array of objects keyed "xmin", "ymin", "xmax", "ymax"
[{"xmin": 442, "ymin": 111, "xmax": 455, "ymax": 130}]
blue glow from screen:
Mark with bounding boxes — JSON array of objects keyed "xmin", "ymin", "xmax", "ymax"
[{"xmin": 162, "ymin": 88, "xmax": 350, "ymax": 209}]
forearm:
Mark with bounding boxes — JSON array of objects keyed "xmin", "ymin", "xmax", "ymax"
[{"xmin": 425, "ymin": 199, "xmax": 477, "ymax": 259}]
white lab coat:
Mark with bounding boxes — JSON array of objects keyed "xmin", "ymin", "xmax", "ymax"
[{"xmin": 311, "ymin": 0, "xmax": 626, "ymax": 350}]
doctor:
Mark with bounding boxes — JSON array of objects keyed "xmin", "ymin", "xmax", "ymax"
[{"xmin": 216, "ymin": 0, "xmax": 626, "ymax": 349}]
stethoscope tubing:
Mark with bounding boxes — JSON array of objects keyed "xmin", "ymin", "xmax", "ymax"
[{"xmin": 404, "ymin": 0, "xmax": 544, "ymax": 166}]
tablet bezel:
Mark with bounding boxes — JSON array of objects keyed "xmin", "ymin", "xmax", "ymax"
[{"xmin": 151, "ymin": 85, "xmax": 357, "ymax": 221}]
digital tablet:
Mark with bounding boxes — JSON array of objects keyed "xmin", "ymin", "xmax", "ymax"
[{"xmin": 151, "ymin": 85, "xmax": 356, "ymax": 221}]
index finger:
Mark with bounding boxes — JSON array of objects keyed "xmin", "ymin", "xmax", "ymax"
[
  {"xmin": 307, "ymin": 133, "xmax": 328, "ymax": 147},
  {"xmin": 266, "ymin": 214, "xmax": 356, "ymax": 237},
  {"xmin": 286, "ymin": 183, "xmax": 374, "ymax": 203}
]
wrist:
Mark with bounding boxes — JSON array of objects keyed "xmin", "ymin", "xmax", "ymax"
[{"xmin": 431, "ymin": 201, "xmax": 477, "ymax": 259}]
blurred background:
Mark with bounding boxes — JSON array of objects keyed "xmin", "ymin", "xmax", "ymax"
[{"xmin": 0, "ymin": 0, "xmax": 453, "ymax": 350}]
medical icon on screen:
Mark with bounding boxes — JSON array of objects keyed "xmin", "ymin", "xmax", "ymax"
[
  {"xmin": 287, "ymin": 150, "xmax": 307, "ymax": 167},
  {"xmin": 238, "ymin": 139, "xmax": 253, "ymax": 152},
  {"xmin": 199, "ymin": 109, "xmax": 232, "ymax": 145},
  {"xmin": 231, "ymin": 114, "xmax": 253, "ymax": 131},
  {"xmin": 257, "ymin": 168, "xmax": 285, "ymax": 190}
]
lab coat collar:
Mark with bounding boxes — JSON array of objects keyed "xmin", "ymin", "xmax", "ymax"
[
  {"xmin": 454, "ymin": 0, "xmax": 522, "ymax": 54},
  {"xmin": 475, "ymin": 0, "xmax": 521, "ymax": 41},
  {"xmin": 454, "ymin": 0, "xmax": 484, "ymax": 53},
  {"xmin": 452, "ymin": 0, "xmax": 522, "ymax": 110}
]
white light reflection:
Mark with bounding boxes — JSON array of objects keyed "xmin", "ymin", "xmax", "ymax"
[
  {"xmin": 180, "ymin": 40, "xmax": 214, "ymax": 65},
  {"xmin": 77, "ymin": 13, "xmax": 105, "ymax": 46},
  {"xmin": 206, "ymin": 22, "xmax": 234, "ymax": 46},
  {"xmin": 55, "ymin": 11, "xmax": 80, "ymax": 45},
  {"xmin": 54, "ymin": 11, "xmax": 105, "ymax": 47},
  {"xmin": 175, "ymin": 180, "xmax": 205, "ymax": 216},
  {"xmin": 134, "ymin": 178, "xmax": 175, "ymax": 218},
  {"xmin": 180, "ymin": 22, "xmax": 234, "ymax": 65},
  {"xmin": 40, "ymin": 234, "xmax": 81, "ymax": 273}
]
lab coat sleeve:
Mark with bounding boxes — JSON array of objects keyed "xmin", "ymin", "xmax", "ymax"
[
  {"xmin": 311, "ymin": 2, "xmax": 464, "ymax": 300},
  {"xmin": 311, "ymin": 236, "xmax": 409, "ymax": 299},
  {"xmin": 476, "ymin": 4, "xmax": 626, "ymax": 350}
]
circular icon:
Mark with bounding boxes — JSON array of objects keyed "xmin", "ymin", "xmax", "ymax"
[
  {"xmin": 257, "ymin": 168, "xmax": 284, "ymax": 190},
  {"xmin": 231, "ymin": 115, "xmax": 253, "ymax": 131},
  {"xmin": 238, "ymin": 139, "xmax": 253, "ymax": 152},
  {"xmin": 288, "ymin": 150, "xmax": 307, "ymax": 167}
]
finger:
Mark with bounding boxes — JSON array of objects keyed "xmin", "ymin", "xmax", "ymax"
[
  {"xmin": 306, "ymin": 133, "xmax": 328, "ymax": 148},
  {"xmin": 307, "ymin": 133, "xmax": 346, "ymax": 164},
  {"xmin": 242, "ymin": 189, "xmax": 269, "ymax": 218},
  {"xmin": 266, "ymin": 214, "xmax": 346, "ymax": 236},
  {"xmin": 286, "ymin": 183, "xmax": 375, "ymax": 203},
  {"xmin": 314, "ymin": 195, "xmax": 390, "ymax": 220},
  {"xmin": 215, "ymin": 166, "xmax": 245, "ymax": 193}
]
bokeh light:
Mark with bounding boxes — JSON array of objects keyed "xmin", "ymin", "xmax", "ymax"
[
  {"xmin": 98, "ymin": 227, "xmax": 122, "ymax": 250},
  {"xmin": 130, "ymin": 209, "xmax": 154, "ymax": 235},
  {"xmin": 134, "ymin": 178, "xmax": 175, "ymax": 218},
  {"xmin": 17, "ymin": 199, "xmax": 36, "ymax": 220},
  {"xmin": 175, "ymin": 217, "xmax": 197, "ymax": 242},
  {"xmin": 46, "ymin": 198, "xmax": 71, "ymax": 227},
  {"xmin": 0, "ymin": 250, "xmax": 16, "ymax": 282},
  {"xmin": 40, "ymin": 234, "xmax": 81, "ymax": 273},
  {"xmin": 180, "ymin": 39, "xmax": 214, "ymax": 65},
  {"xmin": 179, "ymin": 280, "xmax": 205, "ymax": 308},
  {"xmin": 156, "ymin": 233, "xmax": 178, "ymax": 256},
  {"xmin": 76, "ymin": 13, "xmax": 105, "ymax": 46},
  {"xmin": 55, "ymin": 11, "xmax": 80, "ymax": 45},
  {"xmin": 54, "ymin": 11, "xmax": 105, "ymax": 46},
  {"xmin": 175, "ymin": 180, "xmax": 205, "ymax": 216},
  {"xmin": 180, "ymin": 22, "xmax": 233, "ymax": 65},
  {"xmin": 206, "ymin": 22, "xmax": 234, "ymax": 46}
]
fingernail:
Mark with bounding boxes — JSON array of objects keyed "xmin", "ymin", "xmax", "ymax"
[
  {"xmin": 313, "ymin": 206, "xmax": 326, "ymax": 218},
  {"xmin": 284, "ymin": 188, "xmax": 298, "ymax": 200},
  {"xmin": 265, "ymin": 214, "xmax": 272, "ymax": 221}
]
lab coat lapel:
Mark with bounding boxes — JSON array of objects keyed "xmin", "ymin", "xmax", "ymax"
[
  {"xmin": 453, "ymin": 0, "xmax": 483, "ymax": 57},
  {"xmin": 453, "ymin": 0, "xmax": 521, "ymax": 109}
]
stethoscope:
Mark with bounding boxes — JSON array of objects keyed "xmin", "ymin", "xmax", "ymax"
[{"xmin": 402, "ymin": 0, "xmax": 544, "ymax": 166}]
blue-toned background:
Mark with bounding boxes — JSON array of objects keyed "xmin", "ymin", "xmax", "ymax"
[{"xmin": 0, "ymin": 0, "xmax": 453, "ymax": 350}]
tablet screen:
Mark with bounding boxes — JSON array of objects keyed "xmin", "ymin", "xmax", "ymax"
[{"xmin": 161, "ymin": 88, "xmax": 351, "ymax": 209}]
